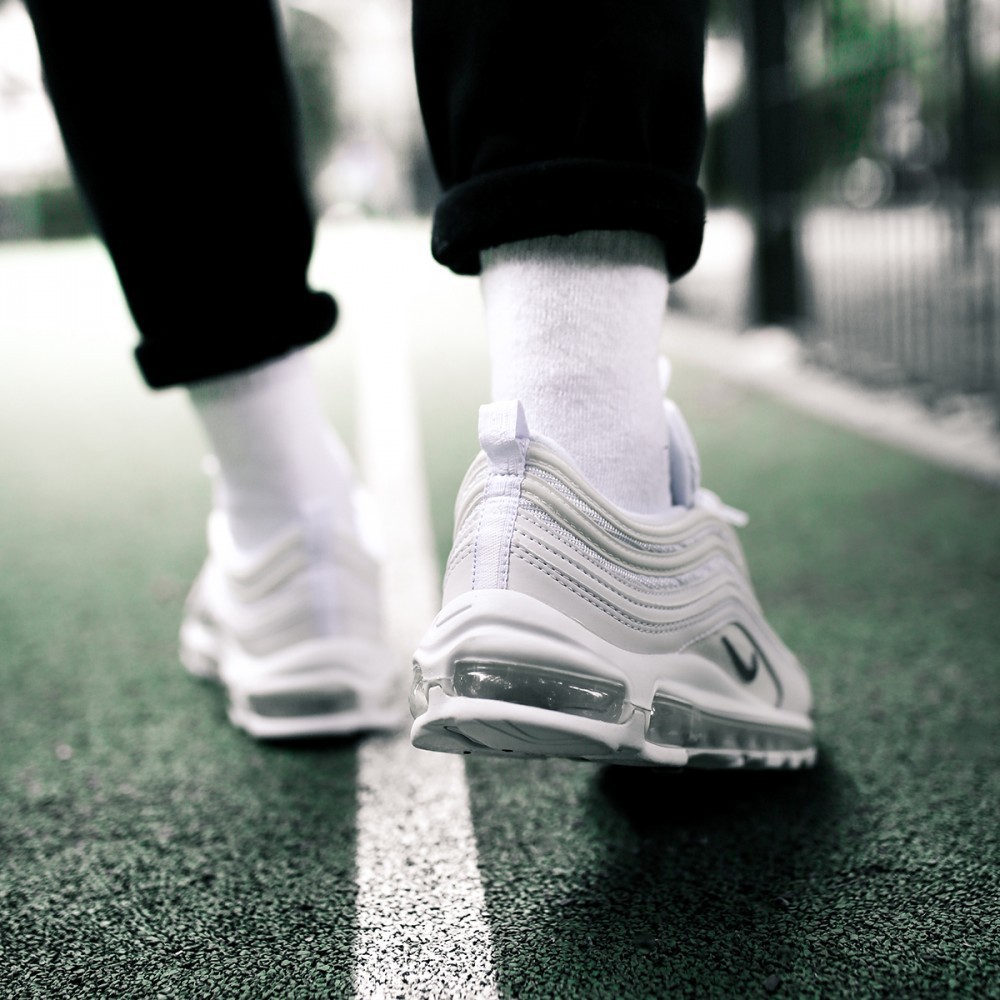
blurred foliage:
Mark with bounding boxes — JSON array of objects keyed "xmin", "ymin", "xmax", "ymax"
[
  {"xmin": 0, "ymin": 186, "xmax": 91, "ymax": 241},
  {"xmin": 704, "ymin": 0, "xmax": 999, "ymax": 203},
  {"xmin": 795, "ymin": 0, "xmax": 910, "ymax": 183}
]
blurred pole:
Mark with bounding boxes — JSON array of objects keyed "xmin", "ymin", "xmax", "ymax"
[
  {"xmin": 741, "ymin": 0, "xmax": 804, "ymax": 327},
  {"xmin": 946, "ymin": 0, "xmax": 976, "ymax": 264}
]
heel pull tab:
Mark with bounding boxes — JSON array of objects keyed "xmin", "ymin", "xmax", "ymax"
[{"xmin": 472, "ymin": 401, "xmax": 530, "ymax": 590}]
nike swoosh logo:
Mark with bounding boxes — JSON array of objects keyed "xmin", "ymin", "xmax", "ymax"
[{"xmin": 721, "ymin": 635, "xmax": 759, "ymax": 683}]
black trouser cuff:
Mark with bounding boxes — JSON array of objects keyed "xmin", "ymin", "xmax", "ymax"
[
  {"xmin": 431, "ymin": 159, "xmax": 706, "ymax": 279},
  {"xmin": 135, "ymin": 290, "xmax": 337, "ymax": 389}
]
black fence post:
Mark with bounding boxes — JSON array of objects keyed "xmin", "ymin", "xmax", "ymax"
[
  {"xmin": 741, "ymin": 0, "xmax": 804, "ymax": 327},
  {"xmin": 946, "ymin": 0, "xmax": 977, "ymax": 263}
]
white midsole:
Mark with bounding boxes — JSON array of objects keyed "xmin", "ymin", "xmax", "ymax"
[
  {"xmin": 180, "ymin": 615, "xmax": 404, "ymax": 733},
  {"xmin": 413, "ymin": 589, "xmax": 813, "ymax": 733}
]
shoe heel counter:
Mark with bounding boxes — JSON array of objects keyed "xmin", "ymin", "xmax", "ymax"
[{"xmin": 468, "ymin": 401, "xmax": 530, "ymax": 592}]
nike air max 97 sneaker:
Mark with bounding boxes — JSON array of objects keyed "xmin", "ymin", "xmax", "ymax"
[
  {"xmin": 180, "ymin": 504, "xmax": 402, "ymax": 739},
  {"xmin": 410, "ymin": 399, "xmax": 816, "ymax": 768}
]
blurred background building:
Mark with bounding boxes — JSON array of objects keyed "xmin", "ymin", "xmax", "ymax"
[{"xmin": 1, "ymin": 0, "xmax": 997, "ymax": 419}]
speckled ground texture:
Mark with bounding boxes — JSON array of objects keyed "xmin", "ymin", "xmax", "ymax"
[{"xmin": 2, "ymin": 231, "xmax": 998, "ymax": 998}]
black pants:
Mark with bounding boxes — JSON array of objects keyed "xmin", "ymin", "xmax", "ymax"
[{"xmin": 25, "ymin": 0, "xmax": 707, "ymax": 389}]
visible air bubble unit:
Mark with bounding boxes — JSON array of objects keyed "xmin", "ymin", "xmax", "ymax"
[
  {"xmin": 646, "ymin": 694, "xmax": 703, "ymax": 747},
  {"xmin": 411, "ymin": 660, "xmax": 626, "ymax": 722},
  {"xmin": 453, "ymin": 661, "xmax": 627, "ymax": 721},
  {"xmin": 247, "ymin": 690, "xmax": 357, "ymax": 718},
  {"xmin": 409, "ymin": 663, "xmax": 812, "ymax": 757},
  {"xmin": 409, "ymin": 665, "xmax": 429, "ymax": 719},
  {"xmin": 647, "ymin": 693, "xmax": 813, "ymax": 752}
]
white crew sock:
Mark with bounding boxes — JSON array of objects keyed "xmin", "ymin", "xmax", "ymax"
[
  {"xmin": 187, "ymin": 350, "xmax": 355, "ymax": 550},
  {"xmin": 481, "ymin": 230, "xmax": 671, "ymax": 515}
]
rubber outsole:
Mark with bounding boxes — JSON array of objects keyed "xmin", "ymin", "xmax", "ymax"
[{"xmin": 410, "ymin": 691, "xmax": 815, "ymax": 769}]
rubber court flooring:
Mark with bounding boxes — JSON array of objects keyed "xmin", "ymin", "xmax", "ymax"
[{"xmin": 1, "ymin": 222, "xmax": 997, "ymax": 999}]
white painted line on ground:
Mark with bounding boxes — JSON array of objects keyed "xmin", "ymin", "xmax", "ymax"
[{"xmin": 351, "ymin": 233, "xmax": 499, "ymax": 1000}]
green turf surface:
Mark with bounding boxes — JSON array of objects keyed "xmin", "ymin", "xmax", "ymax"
[
  {"xmin": 0, "ymin": 241, "xmax": 366, "ymax": 997},
  {"xmin": 2, "ymin": 236, "xmax": 998, "ymax": 997}
]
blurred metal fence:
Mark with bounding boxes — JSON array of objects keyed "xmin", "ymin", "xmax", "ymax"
[
  {"xmin": 801, "ymin": 203, "xmax": 999, "ymax": 401},
  {"xmin": 798, "ymin": 0, "xmax": 1000, "ymax": 417},
  {"xmin": 704, "ymin": 0, "xmax": 1000, "ymax": 421}
]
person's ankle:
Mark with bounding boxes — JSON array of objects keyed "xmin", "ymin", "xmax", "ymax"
[{"xmin": 481, "ymin": 230, "xmax": 672, "ymax": 515}]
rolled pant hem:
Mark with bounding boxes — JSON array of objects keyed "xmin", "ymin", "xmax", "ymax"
[
  {"xmin": 431, "ymin": 160, "xmax": 706, "ymax": 280},
  {"xmin": 134, "ymin": 290, "xmax": 338, "ymax": 389}
]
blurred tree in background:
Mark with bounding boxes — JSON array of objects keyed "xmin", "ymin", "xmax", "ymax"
[
  {"xmin": 703, "ymin": 0, "xmax": 999, "ymax": 206},
  {"xmin": 690, "ymin": 0, "xmax": 1000, "ymax": 412}
]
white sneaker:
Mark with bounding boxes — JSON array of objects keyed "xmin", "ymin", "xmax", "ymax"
[
  {"xmin": 410, "ymin": 398, "xmax": 816, "ymax": 768},
  {"xmin": 180, "ymin": 502, "xmax": 402, "ymax": 739}
]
